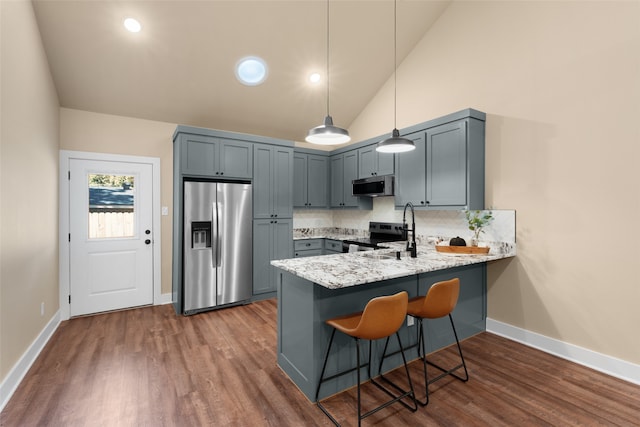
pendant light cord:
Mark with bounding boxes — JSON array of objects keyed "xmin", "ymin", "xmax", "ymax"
[
  {"xmin": 393, "ymin": 0, "xmax": 398, "ymax": 129},
  {"xmin": 326, "ymin": 0, "xmax": 330, "ymax": 117}
]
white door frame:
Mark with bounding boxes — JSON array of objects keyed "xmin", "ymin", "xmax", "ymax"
[{"xmin": 59, "ymin": 150, "xmax": 161, "ymax": 321}]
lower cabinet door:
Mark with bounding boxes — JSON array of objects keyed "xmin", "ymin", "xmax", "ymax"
[
  {"xmin": 253, "ymin": 218, "xmax": 293, "ymax": 295},
  {"xmin": 253, "ymin": 220, "xmax": 273, "ymax": 295}
]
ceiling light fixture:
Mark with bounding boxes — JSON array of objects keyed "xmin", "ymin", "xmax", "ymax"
[
  {"xmin": 309, "ymin": 73, "xmax": 321, "ymax": 84},
  {"xmin": 306, "ymin": 0, "xmax": 350, "ymax": 145},
  {"xmin": 376, "ymin": 0, "xmax": 415, "ymax": 154},
  {"xmin": 235, "ymin": 56, "xmax": 268, "ymax": 86},
  {"xmin": 123, "ymin": 17, "xmax": 142, "ymax": 33}
]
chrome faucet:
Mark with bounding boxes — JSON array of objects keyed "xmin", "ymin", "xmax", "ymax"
[{"xmin": 403, "ymin": 202, "xmax": 417, "ymax": 258}]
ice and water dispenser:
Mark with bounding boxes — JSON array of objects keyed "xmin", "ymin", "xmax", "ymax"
[{"xmin": 191, "ymin": 221, "xmax": 211, "ymax": 249}]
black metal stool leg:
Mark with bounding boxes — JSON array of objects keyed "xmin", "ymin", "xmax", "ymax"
[
  {"xmin": 413, "ymin": 313, "xmax": 470, "ymax": 408},
  {"xmin": 316, "ymin": 329, "xmax": 341, "ymax": 426},
  {"xmin": 416, "ymin": 318, "xmax": 430, "ymax": 406},
  {"xmin": 424, "ymin": 314, "xmax": 469, "ymax": 384},
  {"xmin": 372, "ymin": 333, "xmax": 418, "ymax": 413},
  {"xmin": 356, "ymin": 338, "xmax": 362, "ymax": 427}
]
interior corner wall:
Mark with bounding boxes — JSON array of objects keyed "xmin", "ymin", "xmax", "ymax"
[
  {"xmin": 348, "ymin": 1, "xmax": 640, "ymax": 365},
  {"xmin": 0, "ymin": 0, "xmax": 61, "ymax": 382}
]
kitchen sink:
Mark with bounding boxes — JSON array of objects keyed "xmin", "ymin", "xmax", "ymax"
[{"xmin": 357, "ymin": 251, "xmax": 397, "ymax": 260}]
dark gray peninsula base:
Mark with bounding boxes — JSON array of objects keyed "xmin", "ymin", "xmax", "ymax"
[{"xmin": 276, "ymin": 263, "xmax": 487, "ymax": 401}]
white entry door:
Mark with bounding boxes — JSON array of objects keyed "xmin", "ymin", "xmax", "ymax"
[{"xmin": 69, "ymin": 159, "xmax": 154, "ymax": 316}]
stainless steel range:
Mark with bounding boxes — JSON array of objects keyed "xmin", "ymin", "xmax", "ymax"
[{"xmin": 342, "ymin": 221, "xmax": 407, "ymax": 252}]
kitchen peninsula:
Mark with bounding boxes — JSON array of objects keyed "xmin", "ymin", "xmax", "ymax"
[{"xmin": 271, "ymin": 242, "xmax": 515, "ymax": 401}]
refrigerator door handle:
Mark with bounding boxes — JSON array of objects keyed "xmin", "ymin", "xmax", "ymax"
[{"xmin": 213, "ymin": 201, "xmax": 222, "ymax": 268}]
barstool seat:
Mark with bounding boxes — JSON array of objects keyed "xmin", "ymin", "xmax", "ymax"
[
  {"xmin": 315, "ymin": 291, "xmax": 417, "ymax": 426},
  {"xmin": 406, "ymin": 277, "xmax": 469, "ymax": 406}
]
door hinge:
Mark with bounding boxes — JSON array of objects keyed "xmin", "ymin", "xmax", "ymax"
[
  {"xmin": 68, "ymin": 171, "xmax": 70, "ymax": 180},
  {"xmin": 68, "ymin": 295, "xmax": 71, "ymax": 304},
  {"xmin": 68, "ymin": 233, "xmax": 71, "ymax": 242}
]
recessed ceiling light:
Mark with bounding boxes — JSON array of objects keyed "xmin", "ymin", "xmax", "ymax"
[
  {"xmin": 309, "ymin": 73, "xmax": 321, "ymax": 84},
  {"xmin": 235, "ymin": 56, "xmax": 268, "ymax": 86},
  {"xmin": 123, "ymin": 18, "xmax": 142, "ymax": 33}
]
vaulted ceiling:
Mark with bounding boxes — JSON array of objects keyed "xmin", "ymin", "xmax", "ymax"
[{"xmin": 33, "ymin": 0, "xmax": 451, "ymax": 142}]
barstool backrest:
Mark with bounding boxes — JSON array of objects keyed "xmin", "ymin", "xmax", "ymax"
[
  {"xmin": 420, "ymin": 278, "xmax": 460, "ymax": 319},
  {"xmin": 356, "ymin": 291, "xmax": 408, "ymax": 340}
]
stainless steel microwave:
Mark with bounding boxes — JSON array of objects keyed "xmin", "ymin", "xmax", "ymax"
[{"xmin": 352, "ymin": 175, "xmax": 394, "ymax": 197}]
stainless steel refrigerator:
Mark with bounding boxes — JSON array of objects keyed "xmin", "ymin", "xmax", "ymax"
[{"xmin": 183, "ymin": 180, "xmax": 252, "ymax": 314}]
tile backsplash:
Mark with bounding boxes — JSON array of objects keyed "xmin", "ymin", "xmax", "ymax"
[{"xmin": 293, "ymin": 197, "xmax": 516, "ymax": 244}]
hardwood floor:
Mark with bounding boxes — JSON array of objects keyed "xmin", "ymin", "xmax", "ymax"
[{"xmin": 2, "ymin": 299, "xmax": 639, "ymax": 426}]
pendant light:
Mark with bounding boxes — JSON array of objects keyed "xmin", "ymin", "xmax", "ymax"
[
  {"xmin": 376, "ymin": 0, "xmax": 415, "ymax": 153},
  {"xmin": 306, "ymin": 0, "xmax": 351, "ymax": 145}
]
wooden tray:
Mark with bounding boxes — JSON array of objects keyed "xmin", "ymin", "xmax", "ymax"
[{"xmin": 436, "ymin": 245, "xmax": 490, "ymax": 254}]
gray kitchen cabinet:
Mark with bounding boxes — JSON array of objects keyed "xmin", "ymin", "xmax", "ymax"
[
  {"xmin": 254, "ymin": 144, "xmax": 293, "ymax": 219},
  {"xmin": 358, "ymin": 145, "xmax": 394, "ymax": 178},
  {"xmin": 293, "ymin": 238, "xmax": 344, "ymax": 256},
  {"xmin": 293, "ymin": 152, "xmax": 329, "ymax": 208},
  {"xmin": 253, "ymin": 218, "xmax": 293, "ymax": 294},
  {"xmin": 324, "ymin": 239, "xmax": 343, "ymax": 254},
  {"xmin": 395, "ymin": 117, "xmax": 485, "ymax": 210},
  {"xmin": 330, "ymin": 151, "xmax": 372, "ymax": 209},
  {"xmin": 179, "ymin": 134, "xmax": 253, "ymax": 179},
  {"xmin": 293, "ymin": 239, "xmax": 324, "ymax": 257}
]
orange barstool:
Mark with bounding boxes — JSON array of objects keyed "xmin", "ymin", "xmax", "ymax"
[
  {"xmin": 315, "ymin": 291, "xmax": 417, "ymax": 426},
  {"xmin": 406, "ymin": 278, "xmax": 469, "ymax": 405}
]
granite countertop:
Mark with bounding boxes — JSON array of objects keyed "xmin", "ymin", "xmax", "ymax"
[{"xmin": 271, "ymin": 242, "xmax": 516, "ymax": 290}]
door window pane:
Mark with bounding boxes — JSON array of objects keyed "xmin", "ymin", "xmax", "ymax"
[{"xmin": 88, "ymin": 174, "xmax": 135, "ymax": 239}]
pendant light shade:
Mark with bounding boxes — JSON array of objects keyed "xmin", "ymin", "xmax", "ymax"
[
  {"xmin": 306, "ymin": 115, "xmax": 351, "ymax": 145},
  {"xmin": 377, "ymin": 128, "xmax": 415, "ymax": 153},
  {"xmin": 306, "ymin": 0, "xmax": 350, "ymax": 145},
  {"xmin": 376, "ymin": 0, "xmax": 414, "ymax": 153}
]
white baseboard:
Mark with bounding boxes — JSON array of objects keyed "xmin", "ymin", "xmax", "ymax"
[
  {"xmin": 486, "ymin": 318, "xmax": 640, "ymax": 386},
  {"xmin": 158, "ymin": 292, "xmax": 173, "ymax": 305},
  {"xmin": 0, "ymin": 310, "xmax": 61, "ymax": 412}
]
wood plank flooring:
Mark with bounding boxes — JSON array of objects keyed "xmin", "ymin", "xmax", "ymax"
[{"xmin": 2, "ymin": 299, "xmax": 639, "ymax": 426}]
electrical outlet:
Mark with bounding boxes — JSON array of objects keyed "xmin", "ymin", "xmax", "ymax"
[
  {"xmin": 40, "ymin": 302, "xmax": 45, "ymax": 317},
  {"xmin": 407, "ymin": 315, "xmax": 414, "ymax": 326}
]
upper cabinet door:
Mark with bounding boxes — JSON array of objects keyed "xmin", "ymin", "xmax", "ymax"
[
  {"xmin": 376, "ymin": 151, "xmax": 395, "ymax": 176},
  {"xmin": 306, "ymin": 155, "xmax": 329, "ymax": 208},
  {"xmin": 219, "ymin": 140, "xmax": 253, "ymax": 179},
  {"xmin": 357, "ymin": 145, "xmax": 394, "ymax": 178},
  {"xmin": 254, "ymin": 144, "xmax": 293, "ymax": 218},
  {"xmin": 181, "ymin": 135, "xmax": 219, "ymax": 176},
  {"xmin": 294, "ymin": 152, "xmax": 329, "ymax": 209},
  {"xmin": 342, "ymin": 151, "xmax": 360, "ymax": 207},
  {"xmin": 293, "ymin": 153, "xmax": 308, "ymax": 208},
  {"xmin": 253, "ymin": 145, "xmax": 274, "ymax": 218},
  {"xmin": 426, "ymin": 121, "xmax": 467, "ymax": 207},
  {"xmin": 358, "ymin": 146, "xmax": 376, "ymax": 178},
  {"xmin": 329, "ymin": 154, "xmax": 344, "ymax": 207},
  {"xmin": 273, "ymin": 147, "xmax": 293, "ymax": 217},
  {"xmin": 394, "ymin": 132, "xmax": 426, "ymax": 206}
]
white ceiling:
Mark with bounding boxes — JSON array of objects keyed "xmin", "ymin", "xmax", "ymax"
[{"xmin": 32, "ymin": 0, "xmax": 451, "ymax": 142}]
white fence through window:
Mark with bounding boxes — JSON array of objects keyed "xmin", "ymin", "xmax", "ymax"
[{"xmin": 89, "ymin": 211, "xmax": 134, "ymax": 238}]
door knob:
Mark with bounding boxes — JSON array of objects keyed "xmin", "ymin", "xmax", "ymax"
[
  {"xmin": 145, "ymin": 239, "xmax": 151, "ymax": 245},
  {"xmin": 145, "ymin": 229, "xmax": 151, "ymax": 234}
]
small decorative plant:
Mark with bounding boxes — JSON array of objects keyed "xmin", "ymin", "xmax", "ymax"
[{"xmin": 465, "ymin": 210, "xmax": 494, "ymax": 246}]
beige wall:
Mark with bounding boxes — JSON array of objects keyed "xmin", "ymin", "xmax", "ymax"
[
  {"xmin": 1, "ymin": 0, "xmax": 60, "ymax": 380},
  {"xmin": 349, "ymin": 1, "xmax": 640, "ymax": 364},
  {"xmin": 59, "ymin": 109, "xmax": 176, "ymax": 295}
]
